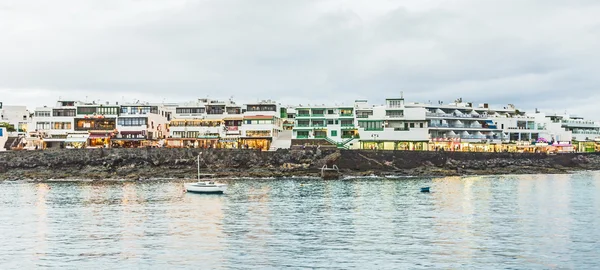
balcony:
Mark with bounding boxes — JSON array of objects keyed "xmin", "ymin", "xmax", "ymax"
[
  {"xmin": 311, "ymin": 114, "xmax": 325, "ymax": 117},
  {"xmin": 340, "ymin": 113, "xmax": 354, "ymax": 117},
  {"xmin": 296, "ymin": 135, "xmax": 309, "ymax": 139},
  {"xmin": 314, "ymin": 134, "xmax": 327, "ymax": 138},
  {"xmin": 312, "ymin": 124, "xmax": 327, "ymax": 128},
  {"xmin": 426, "ymin": 112, "xmax": 487, "ymax": 119},
  {"xmin": 296, "ymin": 123, "xmax": 310, "ymax": 127},
  {"xmin": 296, "ymin": 114, "xmax": 311, "ymax": 117},
  {"xmin": 356, "ymin": 115, "xmax": 370, "ymax": 118},
  {"xmin": 364, "ymin": 127, "xmax": 384, "ymax": 131},
  {"xmin": 393, "ymin": 127, "xmax": 410, "ymax": 131}
]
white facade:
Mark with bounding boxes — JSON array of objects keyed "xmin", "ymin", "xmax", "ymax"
[
  {"xmin": 0, "ymin": 105, "xmax": 31, "ymax": 136},
  {"xmin": 356, "ymin": 99, "xmax": 429, "ymax": 142},
  {"xmin": 543, "ymin": 114, "xmax": 599, "ymax": 141},
  {"xmin": 116, "ymin": 103, "xmax": 169, "ymax": 140},
  {"xmin": 240, "ymin": 100, "xmax": 282, "ymax": 139},
  {"xmin": 30, "ymin": 101, "xmax": 77, "ymax": 148},
  {"xmin": 168, "ymin": 98, "xmax": 242, "ymax": 140},
  {"xmin": 0, "ymin": 127, "xmax": 7, "ymax": 151}
]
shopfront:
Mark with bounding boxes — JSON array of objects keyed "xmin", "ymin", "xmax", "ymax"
[
  {"xmin": 112, "ymin": 131, "xmax": 146, "ymax": 148},
  {"xmin": 360, "ymin": 141, "xmax": 428, "ymax": 150},
  {"xmin": 240, "ymin": 138, "xmax": 271, "ymax": 150},
  {"xmin": 197, "ymin": 137, "xmax": 219, "ymax": 148},
  {"xmin": 65, "ymin": 134, "xmax": 89, "ymax": 149},
  {"xmin": 88, "ymin": 131, "xmax": 114, "ymax": 148},
  {"xmin": 219, "ymin": 137, "xmax": 240, "ymax": 149}
]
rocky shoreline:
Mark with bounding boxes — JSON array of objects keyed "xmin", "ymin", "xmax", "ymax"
[{"xmin": 1, "ymin": 148, "xmax": 600, "ymax": 181}]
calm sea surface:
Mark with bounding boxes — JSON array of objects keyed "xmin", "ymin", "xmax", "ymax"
[{"xmin": 1, "ymin": 173, "xmax": 599, "ymax": 269}]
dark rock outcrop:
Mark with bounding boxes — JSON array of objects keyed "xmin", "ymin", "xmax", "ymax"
[{"xmin": 1, "ymin": 148, "xmax": 600, "ymax": 180}]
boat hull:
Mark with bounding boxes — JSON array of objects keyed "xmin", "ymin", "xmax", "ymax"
[{"xmin": 185, "ymin": 183, "xmax": 227, "ymax": 194}]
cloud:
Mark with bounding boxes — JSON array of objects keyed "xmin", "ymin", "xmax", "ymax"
[{"xmin": 1, "ymin": 0, "xmax": 599, "ymax": 119}]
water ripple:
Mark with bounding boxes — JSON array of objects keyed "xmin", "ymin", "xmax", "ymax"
[{"xmin": 1, "ymin": 172, "xmax": 600, "ymax": 269}]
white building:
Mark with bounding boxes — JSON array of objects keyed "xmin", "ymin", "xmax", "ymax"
[
  {"xmin": 355, "ymin": 98, "xmax": 429, "ymax": 150},
  {"xmin": 542, "ymin": 113, "xmax": 599, "ymax": 142},
  {"xmin": 240, "ymin": 100, "xmax": 284, "ymax": 150},
  {"xmin": 0, "ymin": 104, "xmax": 31, "ymax": 136},
  {"xmin": 31, "ymin": 101, "xmax": 77, "ymax": 149},
  {"xmin": 292, "ymin": 103, "xmax": 356, "ymax": 147},
  {"xmin": 167, "ymin": 98, "xmax": 243, "ymax": 148}
]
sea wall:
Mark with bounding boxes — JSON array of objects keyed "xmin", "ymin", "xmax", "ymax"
[{"xmin": 1, "ymin": 148, "xmax": 600, "ymax": 180}]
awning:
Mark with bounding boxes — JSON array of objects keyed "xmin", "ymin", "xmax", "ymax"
[
  {"xmin": 42, "ymin": 138, "xmax": 66, "ymax": 142},
  {"xmin": 113, "ymin": 138, "xmax": 146, "ymax": 141},
  {"xmin": 89, "ymin": 134, "xmax": 109, "ymax": 139},
  {"xmin": 223, "ymin": 117, "xmax": 243, "ymax": 121},
  {"xmin": 244, "ymin": 115, "xmax": 274, "ymax": 120},
  {"xmin": 65, "ymin": 136, "xmax": 88, "ymax": 143},
  {"xmin": 121, "ymin": 131, "xmax": 144, "ymax": 136}
]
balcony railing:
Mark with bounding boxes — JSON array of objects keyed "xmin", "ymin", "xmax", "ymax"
[
  {"xmin": 393, "ymin": 127, "xmax": 410, "ymax": 131},
  {"xmin": 296, "ymin": 135, "xmax": 309, "ymax": 139},
  {"xmin": 311, "ymin": 114, "xmax": 325, "ymax": 117},
  {"xmin": 314, "ymin": 134, "xmax": 327, "ymax": 138},
  {"xmin": 340, "ymin": 113, "xmax": 354, "ymax": 117},
  {"xmin": 296, "ymin": 114, "xmax": 311, "ymax": 117},
  {"xmin": 429, "ymin": 123, "xmax": 486, "ymax": 128},
  {"xmin": 426, "ymin": 112, "xmax": 487, "ymax": 119},
  {"xmin": 296, "ymin": 123, "xmax": 310, "ymax": 127},
  {"xmin": 356, "ymin": 115, "xmax": 370, "ymax": 118},
  {"xmin": 364, "ymin": 127, "xmax": 384, "ymax": 131}
]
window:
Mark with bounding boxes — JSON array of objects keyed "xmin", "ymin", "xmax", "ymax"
[
  {"xmin": 117, "ymin": 117, "xmax": 147, "ymax": 126},
  {"xmin": 410, "ymin": 123, "xmax": 415, "ymax": 128},
  {"xmin": 52, "ymin": 109, "xmax": 76, "ymax": 117},
  {"xmin": 36, "ymin": 122, "xmax": 51, "ymax": 130},
  {"xmin": 97, "ymin": 107, "xmax": 119, "ymax": 115},
  {"xmin": 52, "ymin": 122, "xmax": 71, "ymax": 130},
  {"xmin": 77, "ymin": 107, "xmax": 97, "ymax": 115},
  {"xmin": 385, "ymin": 110, "xmax": 404, "ymax": 118},
  {"xmin": 312, "ymin": 109, "xmax": 325, "ymax": 115},
  {"xmin": 331, "ymin": 130, "xmax": 337, "ymax": 137},
  {"xmin": 328, "ymin": 109, "xmax": 334, "ymax": 114},
  {"xmin": 327, "ymin": 120, "xmax": 334, "ymax": 125},
  {"xmin": 358, "ymin": 121, "xmax": 384, "ymax": 130},
  {"xmin": 176, "ymin": 108, "xmax": 205, "ymax": 114},
  {"xmin": 420, "ymin": 123, "xmax": 424, "ymax": 128},
  {"xmin": 35, "ymin": 111, "xmax": 51, "ymax": 117}
]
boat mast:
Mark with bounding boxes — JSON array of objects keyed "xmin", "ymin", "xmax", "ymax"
[{"xmin": 197, "ymin": 154, "xmax": 200, "ymax": 181}]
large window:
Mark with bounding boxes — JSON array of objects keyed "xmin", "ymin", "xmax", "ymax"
[
  {"xmin": 75, "ymin": 118, "xmax": 116, "ymax": 130},
  {"xmin": 246, "ymin": 105, "xmax": 276, "ymax": 112},
  {"xmin": 246, "ymin": 130, "xmax": 271, "ymax": 137},
  {"xmin": 36, "ymin": 122, "xmax": 51, "ymax": 130},
  {"xmin": 385, "ymin": 110, "xmax": 404, "ymax": 118},
  {"xmin": 52, "ymin": 122, "xmax": 71, "ymax": 130},
  {"xmin": 358, "ymin": 121, "xmax": 384, "ymax": 130},
  {"xmin": 77, "ymin": 107, "xmax": 97, "ymax": 115},
  {"xmin": 97, "ymin": 107, "xmax": 119, "ymax": 115},
  {"xmin": 121, "ymin": 106, "xmax": 151, "ymax": 115},
  {"xmin": 52, "ymin": 109, "xmax": 76, "ymax": 117},
  {"xmin": 35, "ymin": 111, "xmax": 51, "ymax": 117},
  {"xmin": 176, "ymin": 108, "xmax": 205, "ymax": 114},
  {"xmin": 118, "ymin": 117, "xmax": 147, "ymax": 126}
]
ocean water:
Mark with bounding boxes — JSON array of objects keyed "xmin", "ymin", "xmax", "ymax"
[{"xmin": 1, "ymin": 172, "xmax": 599, "ymax": 269}]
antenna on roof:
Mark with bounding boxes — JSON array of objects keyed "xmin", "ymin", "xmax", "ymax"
[{"xmin": 401, "ymin": 91, "xmax": 404, "ymax": 99}]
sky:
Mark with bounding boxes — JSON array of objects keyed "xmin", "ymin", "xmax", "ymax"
[{"xmin": 1, "ymin": 0, "xmax": 600, "ymax": 118}]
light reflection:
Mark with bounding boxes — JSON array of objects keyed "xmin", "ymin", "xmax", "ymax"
[{"xmin": 35, "ymin": 183, "xmax": 49, "ymax": 261}]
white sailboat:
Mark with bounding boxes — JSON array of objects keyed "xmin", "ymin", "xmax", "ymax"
[{"xmin": 185, "ymin": 153, "xmax": 227, "ymax": 194}]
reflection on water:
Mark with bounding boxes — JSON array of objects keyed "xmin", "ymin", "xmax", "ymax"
[{"xmin": 1, "ymin": 173, "xmax": 600, "ymax": 269}]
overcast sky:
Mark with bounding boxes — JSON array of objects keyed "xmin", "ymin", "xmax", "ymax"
[{"xmin": 1, "ymin": 0, "xmax": 599, "ymax": 118}]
